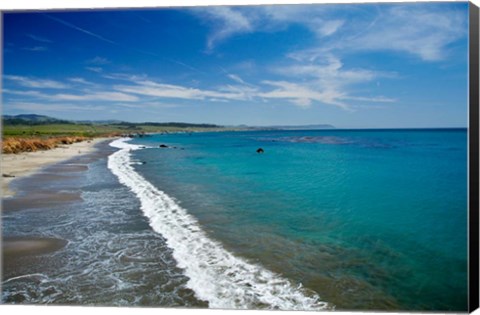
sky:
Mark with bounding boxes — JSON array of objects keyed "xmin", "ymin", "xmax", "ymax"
[{"xmin": 2, "ymin": 2, "xmax": 470, "ymax": 128}]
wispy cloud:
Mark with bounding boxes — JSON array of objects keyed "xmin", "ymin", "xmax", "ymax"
[
  {"xmin": 113, "ymin": 79, "xmax": 248, "ymax": 101},
  {"xmin": 194, "ymin": 7, "xmax": 254, "ymax": 51},
  {"xmin": 68, "ymin": 77, "xmax": 96, "ymax": 85},
  {"xmin": 261, "ymin": 54, "xmax": 395, "ymax": 109},
  {"xmin": 2, "ymin": 89, "xmax": 45, "ymax": 97},
  {"xmin": 102, "ymin": 73, "xmax": 148, "ymax": 82},
  {"xmin": 86, "ymin": 67, "xmax": 103, "ymax": 73},
  {"xmin": 53, "ymin": 91, "xmax": 139, "ymax": 102},
  {"xmin": 194, "ymin": 4, "xmax": 466, "ymax": 62},
  {"xmin": 44, "ymin": 14, "xmax": 117, "ymax": 45},
  {"xmin": 193, "ymin": 5, "xmax": 345, "ymax": 51},
  {"xmin": 343, "ymin": 96, "xmax": 396, "ymax": 103},
  {"xmin": 258, "ymin": 80, "xmax": 348, "ymax": 109},
  {"xmin": 8, "ymin": 101, "xmax": 106, "ymax": 112},
  {"xmin": 260, "ymin": 5, "xmax": 344, "ymax": 37},
  {"xmin": 22, "ymin": 46, "xmax": 48, "ymax": 52},
  {"xmin": 27, "ymin": 34, "xmax": 53, "ymax": 43},
  {"xmin": 227, "ymin": 73, "xmax": 247, "ymax": 85},
  {"xmin": 101, "ymin": 67, "xmax": 391, "ymax": 109},
  {"xmin": 117, "ymin": 101, "xmax": 181, "ymax": 109},
  {"xmin": 4, "ymin": 87, "xmax": 138, "ymax": 103},
  {"xmin": 86, "ymin": 56, "xmax": 110, "ymax": 65},
  {"xmin": 288, "ymin": 4, "xmax": 467, "ymax": 62},
  {"xmin": 336, "ymin": 5, "xmax": 468, "ymax": 61},
  {"xmin": 4, "ymin": 75, "xmax": 69, "ymax": 89}
]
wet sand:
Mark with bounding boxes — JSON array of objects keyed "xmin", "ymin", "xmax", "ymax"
[
  {"xmin": 2, "ymin": 139, "xmax": 116, "ymax": 278},
  {"xmin": 2, "ymin": 237, "xmax": 70, "ymax": 293},
  {"xmin": 3, "ymin": 237, "xmax": 68, "ymax": 258},
  {"xmin": 1, "ymin": 138, "xmax": 110, "ymax": 198}
]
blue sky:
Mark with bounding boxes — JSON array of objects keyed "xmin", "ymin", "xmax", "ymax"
[{"xmin": 2, "ymin": 2, "xmax": 469, "ymax": 128}]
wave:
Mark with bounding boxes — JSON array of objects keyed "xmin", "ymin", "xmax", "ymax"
[{"xmin": 108, "ymin": 138, "xmax": 331, "ymax": 310}]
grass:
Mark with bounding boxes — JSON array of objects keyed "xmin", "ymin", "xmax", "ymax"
[
  {"xmin": 2, "ymin": 123, "xmax": 232, "ymax": 154},
  {"xmin": 2, "ymin": 136, "xmax": 88, "ymax": 154},
  {"xmin": 2, "ymin": 123, "xmax": 226, "ymax": 137}
]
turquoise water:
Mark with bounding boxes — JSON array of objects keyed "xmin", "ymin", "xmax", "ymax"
[{"xmin": 129, "ymin": 129, "xmax": 467, "ymax": 311}]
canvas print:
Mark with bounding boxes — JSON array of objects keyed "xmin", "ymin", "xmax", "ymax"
[{"xmin": 1, "ymin": 1, "xmax": 477, "ymax": 312}]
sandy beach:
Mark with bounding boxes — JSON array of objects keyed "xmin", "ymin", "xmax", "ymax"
[
  {"xmin": 1, "ymin": 137, "xmax": 110, "ymax": 198},
  {"xmin": 2, "ymin": 137, "xmax": 115, "ymax": 282}
]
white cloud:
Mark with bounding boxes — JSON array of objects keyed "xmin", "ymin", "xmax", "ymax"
[
  {"xmin": 22, "ymin": 46, "xmax": 48, "ymax": 52},
  {"xmin": 227, "ymin": 73, "xmax": 246, "ymax": 85},
  {"xmin": 318, "ymin": 5, "xmax": 468, "ymax": 61},
  {"xmin": 44, "ymin": 14, "xmax": 117, "ymax": 45},
  {"xmin": 3, "ymin": 89, "xmax": 45, "ymax": 97},
  {"xmin": 102, "ymin": 73, "xmax": 148, "ymax": 81},
  {"xmin": 68, "ymin": 77, "xmax": 96, "ymax": 85},
  {"xmin": 197, "ymin": 6, "xmax": 253, "ymax": 51},
  {"xmin": 317, "ymin": 20, "xmax": 345, "ymax": 36},
  {"xmin": 53, "ymin": 91, "xmax": 139, "ymax": 102},
  {"xmin": 27, "ymin": 34, "xmax": 53, "ymax": 43},
  {"xmin": 86, "ymin": 67, "xmax": 103, "ymax": 73},
  {"xmin": 259, "ymin": 80, "xmax": 348, "ymax": 109},
  {"xmin": 264, "ymin": 54, "xmax": 394, "ymax": 109},
  {"xmin": 107, "ymin": 65, "xmax": 392, "ymax": 109},
  {"xmin": 4, "ymin": 75, "xmax": 69, "ymax": 89},
  {"xmin": 4, "ymin": 86, "xmax": 139, "ymax": 102},
  {"xmin": 86, "ymin": 56, "xmax": 110, "ymax": 65},
  {"xmin": 261, "ymin": 5, "xmax": 344, "ymax": 37},
  {"xmin": 343, "ymin": 96, "xmax": 396, "ymax": 103},
  {"xmin": 354, "ymin": 6, "xmax": 464, "ymax": 61},
  {"xmin": 195, "ymin": 4, "xmax": 466, "ymax": 62},
  {"xmin": 194, "ymin": 5, "xmax": 345, "ymax": 51},
  {"xmin": 114, "ymin": 79, "xmax": 249, "ymax": 101},
  {"xmin": 8, "ymin": 101, "xmax": 106, "ymax": 112}
]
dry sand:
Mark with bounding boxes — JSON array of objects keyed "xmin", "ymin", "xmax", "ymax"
[{"xmin": 1, "ymin": 137, "xmax": 111, "ymax": 198}]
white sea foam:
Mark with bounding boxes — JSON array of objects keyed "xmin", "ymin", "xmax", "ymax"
[{"xmin": 108, "ymin": 138, "xmax": 331, "ymax": 310}]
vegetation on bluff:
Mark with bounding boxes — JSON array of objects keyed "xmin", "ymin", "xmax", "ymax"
[{"xmin": 1, "ymin": 114, "xmax": 227, "ymax": 154}]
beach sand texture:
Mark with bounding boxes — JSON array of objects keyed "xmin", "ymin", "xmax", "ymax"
[
  {"xmin": 1, "ymin": 138, "xmax": 109, "ymax": 198},
  {"xmin": 2, "ymin": 138, "xmax": 111, "ymax": 272}
]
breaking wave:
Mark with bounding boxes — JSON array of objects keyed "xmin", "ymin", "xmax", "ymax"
[{"xmin": 108, "ymin": 138, "xmax": 331, "ymax": 310}]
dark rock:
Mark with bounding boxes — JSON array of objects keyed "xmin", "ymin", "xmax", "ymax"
[
  {"xmin": 2, "ymin": 174, "xmax": 15, "ymax": 178},
  {"xmin": 159, "ymin": 144, "xmax": 169, "ymax": 148}
]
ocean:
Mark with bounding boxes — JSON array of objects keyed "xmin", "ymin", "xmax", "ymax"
[{"xmin": 2, "ymin": 129, "xmax": 468, "ymax": 311}]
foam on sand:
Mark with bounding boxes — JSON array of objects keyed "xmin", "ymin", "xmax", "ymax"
[{"xmin": 108, "ymin": 138, "xmax": 331, "ymax": 310}]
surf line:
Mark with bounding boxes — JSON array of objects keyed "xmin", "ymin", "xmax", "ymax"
[{"xmin": 108, "ymin": 138, "xmax": 331, "ymax": 310}]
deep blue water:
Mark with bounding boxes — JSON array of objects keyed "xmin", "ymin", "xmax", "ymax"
[{"xmin": 129, "ymin": 129, "xmax": 468, "ymax": 310}]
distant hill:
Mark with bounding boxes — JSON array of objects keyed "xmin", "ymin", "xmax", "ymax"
[
  {"xmin": 114, "ymin": 121, "xmax": 221, "ymax": 128},
  {"xmin": 74, "ymin": 119, "xmax": 125, "ymax": 125},
  {"xmin": 2, "ymin": 114, "xmax": 72, "ymax": 125},
  {"xmin": 2, "ymin": 114, "xmax": 332, "ymax": 130},
  {"xmin": 2, "ymin": 114, "xmax": 222, "ymax": 129}
]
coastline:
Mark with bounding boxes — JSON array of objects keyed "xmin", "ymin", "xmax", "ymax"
[
  {"xmin": 1, "ymin": 137, "xmax": 111, "ymax": 198},
  {"xmin": 2, "ymin": 138, "xmax": 119, "ymax": 283}
]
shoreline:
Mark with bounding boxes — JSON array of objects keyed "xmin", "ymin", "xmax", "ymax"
[
  {"xmin": 2, "ymin": 138, "xmax": 118, "ymax": 282},
  {"xmin": 1, "ymin": 137, "xmax": 112, "ymax": 198}
]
